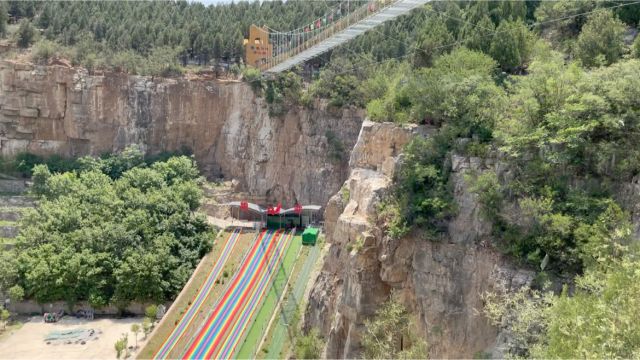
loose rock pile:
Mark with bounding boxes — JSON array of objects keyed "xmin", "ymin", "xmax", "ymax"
[{"xmin": 44, "ymin": 328, "xmax": 102, "ymax": 345}]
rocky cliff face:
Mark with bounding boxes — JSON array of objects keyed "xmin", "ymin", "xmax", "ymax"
[
  {"xmin": 305, "ymin": 121, "xmax": 534, "ymax": 358},
  {"xmin": 0, "ymin": 60, "xmax": 363, "ymax": 206},
  {"xmin": 1, "ymin": 60, "xmax": 536, "ymax": 358}
]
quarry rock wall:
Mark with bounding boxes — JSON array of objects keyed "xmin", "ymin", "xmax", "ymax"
[{"xmin": 0, "ymin": 60, "xmax": 364, "ymax": 206}]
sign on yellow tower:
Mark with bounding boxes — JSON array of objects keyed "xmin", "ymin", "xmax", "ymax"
[{"xmin": 244, "ymin": 25, "xmax": 273, "ymax": 68}]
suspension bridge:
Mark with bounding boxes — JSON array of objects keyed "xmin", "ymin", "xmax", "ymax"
[{"xmin": 244, "ymin": 0, "xmax": 429, "ymax": 73}]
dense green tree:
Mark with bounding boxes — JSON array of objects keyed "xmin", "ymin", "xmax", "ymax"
[
  {"xmin": 308, "ymin": 55, "xmax": 369, "ymax": 108},
  {"xmin": 0, "ymin": 251, "xmax": 19, "ymax": 295},
  {"xmin": 0, "ymin": 1, "xmax": 8, "ymax": 38},
  {"xmin": 462, "ymin": 15, "xmax": 496, "ymax": 54},
  {"xmin": 370, "ymin": 48, "xmax": 503, "ymax": 237},
  {"xmin": 534, "ymin": 0, "xmax": 597, "ymax": 46},
  {"xmin": 8, "ymin": 1, "xmax": 36, "ymax": 19},
  {"xmin": 31, "ymin": 164, "xmax": 51, "ymax": 197},
  {"xmin": 538, "ymin": 256, "xmax": 640, "ymax": 358},
  {"xmin": 574, "ymin": 9, "xmax": 626, "ymax": 67},
  {"xmin": 489, "ymin": 20, "xmax": 535, "ymax": 73},
  {"xmin": 7, "ymin": 0, "xmax": 330, "ymax": 68},
  {"xmin": 15, "ymin": 19, "xmax": 36, "ymax": 48},
  {"xmin": 7, "ymin": 150, "xmax": 214, "ymax": 309},
  {"xmin": 8, "ymin": 285, "xmax": 25, "ymax": 303},
  {"xmin": 411, "ymin": 48, "xmax": 503, "ymax": 130},
  {"xmin": 499, "ymin": 57, "xmax": 640, "ymax": 182},
  {"xmin": 412, "ymin": 16, "xmax": 454, "ymax": 68},
  {"xmin": 491, "ymin": 0, "xmax": 527, "ymax": 23}
]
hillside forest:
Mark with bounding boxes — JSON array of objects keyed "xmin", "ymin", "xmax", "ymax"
[{"xmin": 1, "ymin": 0, "xmax": 640, "ymax": 357}]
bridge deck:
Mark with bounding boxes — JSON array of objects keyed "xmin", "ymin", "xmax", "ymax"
[{"xmin": 263, "ymin": 0, "xmax": 429, "ymax": 73}]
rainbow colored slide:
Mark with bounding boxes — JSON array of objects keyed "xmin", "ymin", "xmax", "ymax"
[
  {"xmin": 154, "ymin": 228, "xmax": 242, "ymax": 359},
  {"xmin": 181, "ymin": 229, "xmax": 294, "ymax": 359},
  {"xmin": 216, "ymin": 229, "xmax": 295, "ymax": 359}
]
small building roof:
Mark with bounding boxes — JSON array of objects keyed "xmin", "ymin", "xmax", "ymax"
[
  {"xmin": 224, "ymin": 202, "xmax": 322, "ymax": 215},
  {"xmin": 302, "ymin": 227, "xmax": 320, "ymax": 236},
  {"xmin": 280, "ymin": 205, "xmax": 322, "ymax": 215},
  {"xmin": 224, "ymin": 201, "xmax": 266, "ymax": 214}
]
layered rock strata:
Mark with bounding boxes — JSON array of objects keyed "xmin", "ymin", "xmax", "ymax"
[{"xmin": 0, "ymin": 60, "xmax": 364, "ymax": 205}]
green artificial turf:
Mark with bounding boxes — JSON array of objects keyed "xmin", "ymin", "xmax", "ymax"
[{"xmin": 235, "ymin": 234, "xmax": 303, "ymax": 359}]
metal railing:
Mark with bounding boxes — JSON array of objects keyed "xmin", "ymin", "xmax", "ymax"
[{"xmin": 259, "ymin": 0, "xmax": 399, "ymax": 72}]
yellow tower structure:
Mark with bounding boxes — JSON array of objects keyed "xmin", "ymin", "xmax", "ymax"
[{"xmin": 244, "ymin": 25, "xmax": 272, "ymax": 68}]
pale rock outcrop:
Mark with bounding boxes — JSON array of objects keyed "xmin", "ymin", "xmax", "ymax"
[
  {"xmin": 448, "ymin": 155, "xmax": 494, "ymax": 245},
  {"xmin": 306, "ymin": 121, "xmax": 534, "ymax": 358},
  {"xmin": 0, "ymin": 60, "xmax": 364, "ymax": 206}
]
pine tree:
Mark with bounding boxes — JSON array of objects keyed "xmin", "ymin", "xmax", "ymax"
[
  {"xmin": 0, "ymin": 1, "xmax": 8, "ymax": 38},
  {"xmin": 574, "ymin": 9, "xmax": 626, "ymax": 67},
  {"xmin": 16, "ymin": 19, "xmax": 37, "ymax": 48}
]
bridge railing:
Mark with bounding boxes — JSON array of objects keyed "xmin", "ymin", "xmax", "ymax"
[{"xmin": 258, "ymin": 0, "xmax": 397, "ymax": 72}]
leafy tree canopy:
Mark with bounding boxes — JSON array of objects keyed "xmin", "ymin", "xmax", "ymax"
[{"xmin": 4, "ymin": 148, "xmax": 214, "ymax": 309}]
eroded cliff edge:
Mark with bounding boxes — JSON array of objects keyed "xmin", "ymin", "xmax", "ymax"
[
  {"xmin": 305, "ymin": 120, "xmax": 535, "ymax": 358},
  {"xmin": 0, "ymin": 60, "xmax": 363, "ymax": 205}
]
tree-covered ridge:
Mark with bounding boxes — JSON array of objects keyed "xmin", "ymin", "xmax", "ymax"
[
  {"xmin": 306, "ymin": 0, "xmax": 640, "ymax": 107},
  {"xmin": 361, "ymin": 2, "xmax": 640, "ymax": 268},
  {"xmin": 0, "ymin": 148, "xmax": 214, "ymax": 310},
  {"xmin": 0, "ymin": 0, "xmax": 335, "ymax": 73}
]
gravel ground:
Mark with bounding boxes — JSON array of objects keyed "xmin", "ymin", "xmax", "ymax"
[{"xmin": 0, "ymin": 316, "xmax": 148, "ymax": 360}]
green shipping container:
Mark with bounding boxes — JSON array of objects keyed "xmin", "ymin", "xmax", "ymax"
[{"xmin": 302, "ymin": 227, "xmax": 320, "ymax": 245}]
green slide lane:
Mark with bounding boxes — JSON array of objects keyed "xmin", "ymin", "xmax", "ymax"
[
  {"xmin": 235, "ymin": 234, "xmax": 303, "ymax": 359},
  {"xmin": 265, "ymin": 243, "xmax": 321, "ymax": 358}
]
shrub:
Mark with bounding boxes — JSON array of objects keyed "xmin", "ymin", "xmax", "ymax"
[
  {"xmin": 294, "ymin": 328, "xmax": 324, "ymax": 359},
  {"xmin": 8, "ymin": 285, "xmax": 25, "ymax": 303},
  {"xmin": 340, "ymin": 185, "xmax": 350, "ymax": 203},
  {"xmin": 145, "ymin": 305, "xmax": 158, "ymax": 320},
  {"xmin": 467, "ymin": 171, "xmax": 503, "ymax": 222},
  {"xmin": 325, "ymin": 130, "xmax": 345, "ymax": 162},
  {"xmin": 242, "ymin": 67, "xmax": 262, "ymax": 92},
  {"xmin": 142, "ymin": 317, "xmax": 152, "ymax": 338},
  {"xmin": 632, "ymin": 34, "xmax": 640, "ymax": 59},
  {"xmin": 362, "ymin": 299, "xmax": 428, "ymax": 359},
  {"xmin": 114, "ymin": 335, "xmax": 127, "ymax": 359},
  {"xmin": 1, "ymin": 309, "xmax": 10, "ymax": 331},
  {"xmin": 16, "ymin": 19, "xmax": 37, "ymax": 48},
  {"xmin": 229, "ymin": 64, "xmax": 241, "ymax": 77},
  {"xmin": 31, "ymin": 39, "xmax": 60, "ymax": 64}
]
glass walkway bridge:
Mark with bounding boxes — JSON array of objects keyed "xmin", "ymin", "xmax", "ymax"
[{"xmin": 245, "ymin": 0, "xmax": 429, "ymax": 73}]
